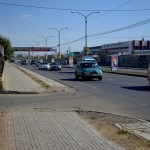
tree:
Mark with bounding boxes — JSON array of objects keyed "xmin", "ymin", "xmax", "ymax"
[{"xmin": 0, "ymin": 35, "xmax": 13, "ymax": 60}]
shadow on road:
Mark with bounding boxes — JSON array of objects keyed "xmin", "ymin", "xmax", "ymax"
[
  {"xmin": 60, "ymin": 78, "xmax": 77, "ymax": 81},
  {"xmin": 122, "ymin": 86, "xmax": 150, "ymax": 91},
  {"xmin": 60, "ymin": 78, "xmax": 100, "ymax": 82},
  {"xmin": 59, "ymin": 71, "xmax": 74, "ymax": 74}
]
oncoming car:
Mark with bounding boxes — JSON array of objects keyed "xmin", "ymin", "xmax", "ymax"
[
  {"xmin": 30, "ymin": 59, "xmax": 36, "ymax": 65},
  {"xmin": 50, "ymin": 62, "xmax": 61, "ymax": 71},
  {"xmin": 21, "ymin": 60, "xmax": 28, "ymax": 65},
  {"xmin": 39, "ymin": 62, "xmax": 50, "ymax": 70},
  {"xmin": 75, "ymin": 61, "xmax": 103, "ymax": 80}
]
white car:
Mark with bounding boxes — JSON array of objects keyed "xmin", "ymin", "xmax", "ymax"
[
  {"xmin": 50, "ymin": 62, "xmax": 61, "ymax": 71},
  {"xmin": 147, "ymin": 63, "xmax": 150, "ymax": 84},
  {"xmin": 39, "ymin": 62, "xmax": 50, "ymax": 70}
]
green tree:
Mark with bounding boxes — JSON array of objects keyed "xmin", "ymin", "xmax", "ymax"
[{"xmin": 0, "ymin": 35, "xmax": 13, "ymax": 60}]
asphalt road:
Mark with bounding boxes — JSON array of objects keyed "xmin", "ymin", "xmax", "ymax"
[
  {"xmin": 2, "ymin": 63, "xmax": 150, "ymax": 121},
  {"xmin": 0, "ymin": 62, "xmax": 150, "ymax": 121}
]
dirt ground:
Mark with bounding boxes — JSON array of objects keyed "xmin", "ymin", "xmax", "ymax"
[
  {"xmin": 0, "ymin": 110, "xmax": 150, "ymax": 150},
  {"xmin": 77, "ymin": 110, "xmax": 150, "ymax": 150}
]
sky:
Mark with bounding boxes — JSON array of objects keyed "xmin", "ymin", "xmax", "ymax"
[{"xmin": 0, "ymin": 0, "xmax": 150, "ymax": 54}]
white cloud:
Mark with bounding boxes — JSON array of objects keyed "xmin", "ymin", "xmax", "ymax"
[{"xmin": 21, "ymin": 15, "xmax": 32, "ymax": 20}]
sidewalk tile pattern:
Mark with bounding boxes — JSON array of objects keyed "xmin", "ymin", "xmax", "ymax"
[
  {"xmin": 3, "ymin": 111, "xmax": 125, "ymax": 150},
  {"xmin": 4, "ymin": 63, "xmax": 45, "ymax": 92}
]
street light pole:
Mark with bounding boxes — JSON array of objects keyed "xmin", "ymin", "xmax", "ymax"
[
  {"xmin": 39, "ymin": 36, "xmax": 53, "ymax": 59},
  {"xmin": 49, "ymin": 27, "xmax": 68, "ymax": 59},
  {"xmin": 32, "ymin": 41, "xmax": 44, "ymax": 60},
  {"xmin": 71, "ymin": 11, "xmax": 100, "ymax": 50}
]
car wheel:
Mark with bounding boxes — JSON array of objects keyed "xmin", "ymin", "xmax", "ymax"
[
  {"xmin": 75, "ymin": 73, "xmax": 79, "ymax": 80},
  {"xmin": 98, "ymin": 76, "xmax": 102, "ymax": 80}
]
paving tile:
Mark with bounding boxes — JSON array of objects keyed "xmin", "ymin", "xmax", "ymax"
[{"xmin": 4, "ymin": 111, "xmax": 125, "ymax": 150}]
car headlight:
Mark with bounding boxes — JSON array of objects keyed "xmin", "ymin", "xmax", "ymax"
[{"xmin": 97, "ymin": 69, "xmax": 102, "ymax": 73}]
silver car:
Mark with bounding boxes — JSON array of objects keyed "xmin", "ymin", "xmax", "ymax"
[
  {"xmin": 50, "ymin": 62, "xmax": 61, "ymax": 71},
  {"xmin": 39, "ymin": 62, "xmax": 50, "ymax": 70}
]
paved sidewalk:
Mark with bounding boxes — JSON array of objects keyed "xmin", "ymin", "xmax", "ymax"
[
  {"xmin": 2, "ymin": 62, "xmax": 71, "ymax": 93},
  {"xmin": 2, "ymin": 111, "xmax": 125, "ymax": 150}
]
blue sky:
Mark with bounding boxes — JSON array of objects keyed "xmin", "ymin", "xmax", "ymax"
[{"xmin": 0, "ymin": 0, "xmax": 150, "ymax": 54}]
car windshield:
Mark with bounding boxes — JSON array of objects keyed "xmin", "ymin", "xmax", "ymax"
[
  {"xmin": 81, "ymin": 63, "xmax": 98, "ymax": 68},
  {"xmin": 41, "ymin": 63, "xmax": 48, "ymax": 65},
  {"xmin": 51, "ymin": 62, "xmax": 60, "ymax": 65}
]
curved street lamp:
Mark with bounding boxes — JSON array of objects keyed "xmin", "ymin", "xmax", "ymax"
[
  {"xmin": 49, "ymin": 27, "xmax": 68, "ymax": 59},
  {"xmin": 32, "ymin": 41, "xmax": 44, "ymax": 60},
  {"xmin": 71, "ymin": 11, "xmax": 100, "ymax": 48},
  {"xmin": 39, "ymin": 35, "xmax": 53, "ymax": 59}
]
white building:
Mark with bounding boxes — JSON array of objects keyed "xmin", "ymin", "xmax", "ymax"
[{"xmin": 89, "ymin": 40, "xmax": 150, "ymax": 55}]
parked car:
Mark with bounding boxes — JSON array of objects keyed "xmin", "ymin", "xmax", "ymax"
[
  {"xmin": 147, "ymin": 63, "xmax": 150, "ymax": 84},
  {"xmin": 75, "ymin": 61, "xmax": 103, "ymax": 80},
  {"xmin": 30, "ymin": 59, "xmax": 36, "ymax": 65},
  {"xmin": 21, "ymin": 60, "xmax": 28, "ymax": 65},
  {"xmin": 39, "ymin": 62, "xmax": 50, "ymax": 70},
  {"xmin": 50, "ymin": 62, "xmax": 61, "ymax": 71}
]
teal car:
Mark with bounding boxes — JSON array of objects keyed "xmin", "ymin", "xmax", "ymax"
[{"xmin": 75, "ymin": 61, "xmax": 103, "ymax": 80}]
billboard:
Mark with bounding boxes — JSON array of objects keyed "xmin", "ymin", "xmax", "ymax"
[
  {"xmin": 69, "ymin": 57, "xmax": 74, "ymax": 66},
  {"xmin": 111, "ymin": 56, "xmax": 118, "ymax": 71},
  {"xmin": 13, "ymin": 47, "xmax": 53, "ymax": 52}
]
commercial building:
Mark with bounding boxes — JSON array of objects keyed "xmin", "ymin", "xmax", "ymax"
[
  {"xmin": 89, "ymin": 40, "xmax": 150, "ymax": 67},
  {"xmin": 89, "ymin": 40, "xmax": 150, "ymax": 55}
]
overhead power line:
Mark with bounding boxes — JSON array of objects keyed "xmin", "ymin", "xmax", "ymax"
[
  {"xmin": 94, "ymin": 36, "xmax": 150, "ymax": 39},
  {"xmin": 0, "ymin": 2, "xmax": 150, "ymax": 12},
  {"xmin": 61, "ymin": 18, "xmax": 150, "ymax": 46},
  {"xmin": 98, "ymin": 0, "xmax": 133, "ymax": 17},
  {"xmin": 89, "ymin": 18, "xmax": 150, "ymax": 38}
]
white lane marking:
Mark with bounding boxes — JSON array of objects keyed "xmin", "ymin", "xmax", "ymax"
[{"xmin": 78, "ymin": 82, "xmax": 98, "ymax": 90}]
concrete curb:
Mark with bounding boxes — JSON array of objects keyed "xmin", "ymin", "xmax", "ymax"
[
  {"xmin": 76, "ymin": 109, "xmax": 150, "ymax": 141},
  {"xmin": 75, "ymin": 109, "xmax": 148, "ymax": 123}
]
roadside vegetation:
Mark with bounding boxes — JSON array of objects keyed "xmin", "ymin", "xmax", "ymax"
[
  {"xmin": 77, "ymin": 110, "xmax": 150, "ymax": 150},
  {"xmin": 0, "ymin": 35, "xmax": 13, "ymax": 60}
]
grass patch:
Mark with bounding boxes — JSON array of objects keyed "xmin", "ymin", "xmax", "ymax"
[
  {"xmin": 117, "ymin": 129, "xmax": 128, "ymax": 135},
  {"xmin": 90, "ymin": 116, "xmax": 97, "ymax": 120}
]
